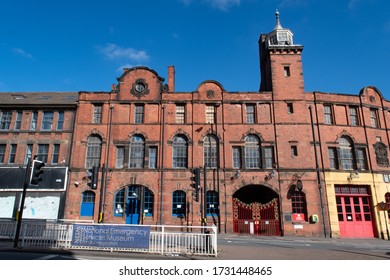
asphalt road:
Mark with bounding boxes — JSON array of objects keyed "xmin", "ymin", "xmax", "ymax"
[{"xmin": 1, "ymin": 235, "xmax": 390, "ymax": 260}]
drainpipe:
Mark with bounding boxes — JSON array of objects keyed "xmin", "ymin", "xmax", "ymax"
[
  {"xmin": 309, "ymin": 105, "xmax": 327, "ymax": 237},
  {"xmin": 159, "ymin": 105, "xmax": 166, "ymax": 225}
]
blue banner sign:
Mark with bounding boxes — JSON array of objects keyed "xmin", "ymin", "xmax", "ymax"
[{"xmin": 71, "ymin": 224, "xmax": 150, "ymax": 249}]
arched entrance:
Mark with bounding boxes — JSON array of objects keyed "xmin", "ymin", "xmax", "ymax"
[
  {"xmin": 233, "ymin": 185, "xmax": 281, "ymax": 236},
  {"xmin": 114, "ymin": 185, "xmax": 154, "ymax": 225}
]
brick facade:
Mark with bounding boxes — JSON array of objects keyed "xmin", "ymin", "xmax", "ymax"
[{"xmin": 1, "ymin": 13, "xmax": 390, "ymax": 239}]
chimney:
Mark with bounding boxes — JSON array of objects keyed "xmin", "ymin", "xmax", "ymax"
[{"xmin": 168, "ymin": 65, "xmax": 175, "ymax": 92}]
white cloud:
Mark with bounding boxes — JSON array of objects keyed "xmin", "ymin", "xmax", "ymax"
[
  {"xmin": 12, "ymin": 48, "xmax": 34, "ymax": 59},
  {"xmin": 97, "ymin": 43, "xmax": 149, "ymax": 63}
]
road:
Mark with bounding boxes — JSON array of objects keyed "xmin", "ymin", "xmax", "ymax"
[{"xmin": 1, "ymin": 235, "xmax": 389, "ymax": 260}]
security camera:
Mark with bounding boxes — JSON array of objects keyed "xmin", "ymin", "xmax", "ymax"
[{"xmin": 74, "ymin": 182, "xmax": 80, "ymax": 187}]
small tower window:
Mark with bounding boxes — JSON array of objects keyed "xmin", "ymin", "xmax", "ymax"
[
  {"xmin": 284, "ymin": 66, "xmax": 291, "ymax": 77},
  {"xmin": 287, "ymin": 103, "xmax": 294, "ymax": 114}
]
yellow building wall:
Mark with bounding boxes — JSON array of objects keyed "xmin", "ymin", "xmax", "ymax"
[{"xmin": 324, "ymin": 171, "xmax": 390, "ymax": 239}]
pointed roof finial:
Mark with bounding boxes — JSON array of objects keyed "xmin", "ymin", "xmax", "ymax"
[{"xmin": 275, "ymin": 9, "xmax": 283, "ymax": 30}]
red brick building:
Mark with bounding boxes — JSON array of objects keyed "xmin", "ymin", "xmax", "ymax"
[
  {"xmin": 0, "ymin": 91, "xmax": 77, "ymax": 220},
  {"xmin": 2, "ymin": 12, "xmax": 390, "ymax": 239}
]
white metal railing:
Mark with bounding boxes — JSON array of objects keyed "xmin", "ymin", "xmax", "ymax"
[{"xmin": 0, "ymin": 220, "xmax": 217, "ymax": 257}]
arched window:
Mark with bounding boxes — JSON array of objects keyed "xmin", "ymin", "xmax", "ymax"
[
  {"xmin": 85, "ymin": 135, "xmax": 102, "ymax": 169},
  {"xmin": 206, "ymin": 190, "xmax": 219, "ymax": 216},
  {"xmin": 172, "ymin": 190, "xmax": 186, "ymax": 216},
  {"xmin": 80, "ymin": 191, "xmax": 95, "ymax": 217},
  {"xmin": 386, "ymin": 193, "xmax": 390, "ymax": 220},
  {"xmin": 129, "ymin": 135, "xmax": 145, "ymax": 168},
  {"xmin": 291, "ymin": 191, "xmax": 308, "ymax": 221},
  {"xmin": 113, "ymin": 186, "xmax": 154, "ymax": 217},
  {"xmin": 245, "ymin": 135, "xmax": 260, "ymax": 169},
  {"xmin": 339, "ymin": 137, "xmax": 354, "ymax": 170},
  {"xmin": 172, "ymin": 135, "xmax": 188, "ymax": 168},
  {"xmin": 204, "ymin": 135, "xmax": 218, "ymax": 169}
]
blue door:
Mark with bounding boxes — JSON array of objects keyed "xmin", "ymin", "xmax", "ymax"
[
  {"xmin": 126, "ymin": 197, "xmax": 140, "ymax": 224},
  {"xmin": 80, "ymin": 191, "xmax": 95, "ymax": 217}
]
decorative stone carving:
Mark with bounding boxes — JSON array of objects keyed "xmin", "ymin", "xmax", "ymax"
[{"xmin": 374, "ymin": 142, "xmax": 389, "ymax": 166}]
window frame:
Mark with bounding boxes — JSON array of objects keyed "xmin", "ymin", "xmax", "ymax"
[
  {"xmin": 172, "ymin": 135, "xmax": 188, "ymax": 169},
  {"xmin": 134, "ymin": 104, "xmax": 144, "ymax": 124},
  {"xmin": 172, "ymin": 190, "xmax": 186, "ymax": 216}
]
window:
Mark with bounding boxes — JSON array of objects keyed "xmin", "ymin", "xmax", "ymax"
[
  {"xmin": 206, "ymin": 190, "xmax": 219, "ymax": 216},
  {"xmin": 134, "ymin": 105, "xmax": 144, "ymax": 124},
  {"xmin": 0, "ymin": 111, "xmax": 12, "ymax": 130},
  {"xmin": 14, "ymin": 111, "xmax": 22, "ymax": 130},
  {"xmin": 93, "ymin": 105, "xmax": 102, "ymax": 124},
  {"xmin": 383, "ymin": 174, "xmax": 390, "ymax": 183},
  {"xmin": 246, "ymin": 104, "xmax": 256, "ymax": 124},
  {"xmin": 176, "ymin": 104, "xmax": 185, "ymax": 124},
  {"xmin": 263, "ymin": 147, "xmax": 274, "ymax": 169},
  {"xmin": 291, "ymin": 145, "xmax": 298, "ymax": 157},
  {"xmin": 232, "ymin": 147, "xmax": 241, "ymax": 169},
  {"xmin": 291, "ymin": 191, "xmax": 307, "ymax": 221},
  {"xmin": 370, "ymin": 109, "xmax": 379, "ymax": 128},
  {"xmin": 57, "ymin": 111, "xmax": 64, "ymax": 130},
  {"xmin": 206, "ymin": 105, "xmax": 215, "ymax": 124},
  {"xmin": 85, "ymin": 135, "xmax": 102, "ymax": 169},
  {"xmin": 339, "ymin": 137, "xmax": 354, "ymax": 170},
  {"xmin": 52, "ymin": 144, "xmax": 60, "ymax": 164},
  {"xmin": 245, "ymin": 135, "xmax": 260, "ymax": 169},
  {"xmin": 25, "ymin": 144, "xmax": 33, "ymax": 164},
  {"xmin": 287, "ymin": 103, "xmax": 294, "ymax": 114},
  {"xmin": 172, "ymin": 135, "xmax": 188, "ymax": 168},
  {"xmin": 114, "ymin": 189, "xmax": 125, "ymax": 216},
  {"xmin": 328, "ymin": 147, "xmax": 338, "ymax": 169},
  {"xmin": 324, "ymin": 105, "xmax": 333, "ymax": 124},
  {"xmin": 41, "ymin": 111, "xmax": 54, "ymax": 130},
  {"xmin": 37, "ymin": 144, "xmax": 49, "ymax": 162},
  {"xmin": 386, "ymin": 193, "xmax": 390, "ymax": 220},
  {"xmin": 8, "ymin": 144, "xmax": 17, "ymax": 164},
  {"xmin": 172, "ymin": 190, "xmax": 186, "ymax": 216},
  {"xmin": 129, "ymin": 135, "xmax": 145, "ymax": 168},
  {"xmin": 148, "ymin": 146, "xmax": 157, "ymax": 169},
  {"xmin": 116, "ymin": 146, "xmax": 125, "ymax": 169},
  {"xmin": 0, "ymin": 144, "xmax": 5, "ymax": 163},
  {"xmin": 30, "ymin": 111, "xmax": 38, "ymax": 130},
  {"xmin": 283, "ymin": 66, "xmax": 291, "ymax": 77},
  {"xmin": 142, "ymin": 188, "xmax": 154, "ymax": 217},
  {"xmin": 356, "ymin": 148, "xmax": 367, "ymax": 170},
  {"xmin": 204, "ymin": 135, "xmax": 218, "ymax": 169},
  {"xmin": 349, "ymin": 106, "xmax": 359, "ymax": 126}
]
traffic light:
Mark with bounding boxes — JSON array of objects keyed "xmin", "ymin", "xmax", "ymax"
[
  {"xmin": 86, "ymin": 166, "xmax": 99, "ymax": 189},
  {"xmin": 190, "ymin": 168, "xmax": 201, "ymax": 202},
  {"xmin": 30, "ymin": 160, "xmax": 45, "ymax": 186}
]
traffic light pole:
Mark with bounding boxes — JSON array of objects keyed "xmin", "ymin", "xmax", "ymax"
[
  {"xmin": 14, "ymin": 158, "xmax": 32, "ymax": 248},
  {"xmin": 203, "ymin": 164, "xmax": 207, "ymax": 232}
]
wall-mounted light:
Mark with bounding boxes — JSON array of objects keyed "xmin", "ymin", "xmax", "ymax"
[
  {"xmin": 74, "ymin": 182, "xmax": 80, "ymax": 187},
  {"xmin": 265, "ymin": 169, "xmax": 276, "ymax": 181},
  {"xmin": 231, "ymin": 170, "xmax": 241, "ymax": 181}
]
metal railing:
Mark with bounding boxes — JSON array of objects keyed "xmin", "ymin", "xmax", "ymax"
[{"xmin": 0, "ymin": 220, "xmax": 217, "ymax": 257}]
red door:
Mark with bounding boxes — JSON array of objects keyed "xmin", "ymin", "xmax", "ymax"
[{"xmin": 337, "ymin": 195, "xmax": 374, "ymax": 238}]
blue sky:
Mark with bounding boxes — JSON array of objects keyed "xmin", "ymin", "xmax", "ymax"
[{"xmin": 1, "ymin": 0, "xmax": 389, "ymax": 99}]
